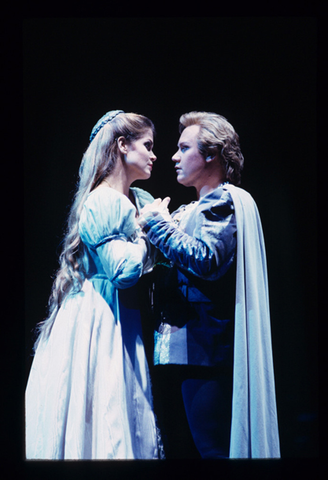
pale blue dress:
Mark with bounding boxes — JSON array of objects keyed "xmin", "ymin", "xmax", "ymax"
[{"xmin": 25, "ymin": 186, "xmax": 159, "ymax": 459}]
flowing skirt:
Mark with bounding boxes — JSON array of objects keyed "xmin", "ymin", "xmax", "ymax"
[{"xmin": 25, "ymin": 279, "xmax": 158, "ymax": 459}]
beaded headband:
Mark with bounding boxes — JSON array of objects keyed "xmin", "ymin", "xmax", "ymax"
[{"xmin": 89, "ymin": 110, "xmax": 125, "ymax": 143}]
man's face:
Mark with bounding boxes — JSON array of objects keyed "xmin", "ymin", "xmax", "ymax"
[{"xmin": 172, "ymin": 124, "xmax": 207, "ymax": 190}]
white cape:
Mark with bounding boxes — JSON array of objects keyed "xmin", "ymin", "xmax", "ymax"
[{"xmin": 226, "ymin": 185, "xmax": 280, "ymax": 458}]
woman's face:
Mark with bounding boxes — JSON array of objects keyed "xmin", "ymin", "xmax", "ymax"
[
  {"xmin": 124, "ymin": 128, "xmax": 157, "ymax": 182},
  {"xmin": 172, "ymin": 124, "xmax": 206, "ymax": 189}
]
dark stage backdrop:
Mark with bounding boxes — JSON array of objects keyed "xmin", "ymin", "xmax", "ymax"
[{"xmin": 23, "ymin": 17, "xmax": 318, "ymax": 458}]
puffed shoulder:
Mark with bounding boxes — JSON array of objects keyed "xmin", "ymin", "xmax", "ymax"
[
  {"xmin": 194, "ymin": 188, "xmax": 234, "ymax": 224},
  {"xmin": 79, "ymin": 187, "xmax": 138, "ymax": 248},
  {"xmin": 200, "ymin": 187, "xmax": 233, "ymax": 210}
]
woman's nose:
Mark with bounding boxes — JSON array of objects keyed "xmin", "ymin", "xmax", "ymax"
[{"xmin": 172, "ymin": 150, "xmax": 180, "ymax": 162}]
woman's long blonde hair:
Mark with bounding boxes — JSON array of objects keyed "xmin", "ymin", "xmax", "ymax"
[{"xmin": 34, "ymin": 111, "xmax": 155, "ymax": 349}]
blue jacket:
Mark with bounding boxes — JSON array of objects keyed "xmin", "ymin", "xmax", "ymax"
[{"xmin": 143, "ymin": 186, "xmax": 237, "ymax": 367}]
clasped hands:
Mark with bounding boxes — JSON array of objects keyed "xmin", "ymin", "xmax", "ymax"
[{"xmin": 138, "ymin": 197, "xmax": 171, "ymax": 227}]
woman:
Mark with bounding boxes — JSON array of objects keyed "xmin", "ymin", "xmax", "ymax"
[
  {"xmin": 138, "ymin": 111, "xmax": 280, "ymax": 459},
  {"xmin": 25, "ymin": 110, "xmax": 161, "ymax": 459}
]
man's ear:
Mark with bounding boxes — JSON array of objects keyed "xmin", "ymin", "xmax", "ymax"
[{"xmin": 117, "ymin": 136, "xmax": 129, "ymax": 154}]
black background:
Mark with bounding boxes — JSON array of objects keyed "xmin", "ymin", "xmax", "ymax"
[{"xmin": 22, "ymin": 16, "xmax": 319, "ymax": 472}]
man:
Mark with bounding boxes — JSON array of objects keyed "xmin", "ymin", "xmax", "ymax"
[{"xmin": 139, "ymin": 111, "xmax": 280, "ymax": 459}]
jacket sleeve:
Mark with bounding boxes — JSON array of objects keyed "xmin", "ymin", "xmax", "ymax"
[{"xmin": 142, "ymin": 190, "xmax": 237, "ymax": 281}]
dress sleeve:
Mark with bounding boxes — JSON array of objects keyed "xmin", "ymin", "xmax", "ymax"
[
  {"xmin": 142, "ymin": 189, "xmax": 237, "ymax": 280},
  {"xmin": 79, "ymin": 188, "xmax": 151, "ymax": 288}
]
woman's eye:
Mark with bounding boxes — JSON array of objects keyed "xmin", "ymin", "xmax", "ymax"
[
  {"xmin": 145, "ymin": 142, "xmax": 152, "ymax": 151},
  {"xmin": 180, "ymin": 146, "xmax": 188, "ymax": 153}
]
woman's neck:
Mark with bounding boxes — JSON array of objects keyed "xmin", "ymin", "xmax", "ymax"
[
  {"xmin": 97, "ymin": 177, "xmax": 137, "ymax": 213},
  {"xmin": 101, "ymin": 163, "xmax": 131, "ymax": 197},
  {"xmin": 103, "ymin": 178, "xmax": 129, "ymax": 197}
]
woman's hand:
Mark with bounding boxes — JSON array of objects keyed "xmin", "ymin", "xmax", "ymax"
[{"xmin": 138, "ymin": 197, "xmax": 171, "ymax": 227}]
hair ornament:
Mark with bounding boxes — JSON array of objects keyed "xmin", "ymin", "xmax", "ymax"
[{"xmin": 89, "ymin": 110, "xmax": 125, "ymax": 143}]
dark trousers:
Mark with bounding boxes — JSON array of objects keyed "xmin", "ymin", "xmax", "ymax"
[{"xmin": 152, "ymin": 364, "xmax": 233, "ymax": 459}]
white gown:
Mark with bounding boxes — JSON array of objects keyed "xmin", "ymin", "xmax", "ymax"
[{"xmin": 25, "ymin": 187, "xmax": 159, "ymax": 459}]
